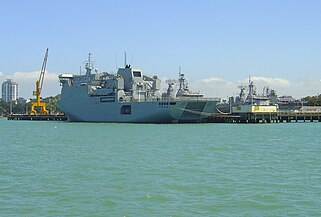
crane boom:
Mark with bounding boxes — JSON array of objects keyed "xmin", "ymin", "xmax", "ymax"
[
  {"xmin": 31, "ymin": 48, "xmax": 49, "ymax": 115},
  {"xmin": 38, "ymin": 48, "xmax": 48, "ymax": 97}
]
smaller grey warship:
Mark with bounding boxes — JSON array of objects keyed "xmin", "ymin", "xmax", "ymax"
[{"xmin": 57, "ymin": 54, "xmax": 219, "ymax": 123}]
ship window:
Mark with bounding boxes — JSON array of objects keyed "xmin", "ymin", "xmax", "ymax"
[
  {"xmin": 170, "ymin": 102, "xmax": 176, "ymax": 105},
  {"xmin": 133, "ymin": 71, "xmax": 141, "ymax": 77},
  {"xmin": 121, "ymin": 105, "xmax": 131, "ymax": 115},
  {"xmin": 100, "ymin": 97, "xmax": 115, "ymax": 102}
]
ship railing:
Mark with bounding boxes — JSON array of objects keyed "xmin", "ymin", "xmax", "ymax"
[{"xmin": 120, "ymin": 97, "xmax": 221, "ymax": 103}]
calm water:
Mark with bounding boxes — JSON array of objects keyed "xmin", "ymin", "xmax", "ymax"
[{"xmin": 1, "ymin": 118, "xmax": 321, "ymax": 216}]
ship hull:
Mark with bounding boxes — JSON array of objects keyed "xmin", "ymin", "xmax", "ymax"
[
  {"xmin": 57, "ymin": 63, "xmax": 219, "ymax": 123},
  {"xmin": 57, "ymin": 99, "xmax": 217, "ymax": 123},
  {"xmin": 57, "ymin": 86, "xmax": 217, "ymax": 123}
]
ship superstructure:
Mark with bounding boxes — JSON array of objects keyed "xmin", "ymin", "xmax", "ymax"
[
  {"xmin": 57, "ymin": 54, "xmax": 219, "ymax": 123},
  {"xmin": 236, "ymin": 77, "xmax": 270, "ymax": 106},
  {"xmin": 217, "ymin": 77, "xmax": 277, "ymax": 114}
]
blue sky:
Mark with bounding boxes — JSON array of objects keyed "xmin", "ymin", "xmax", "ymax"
[{"xmin": 1, "ymin": 0, "xmax": 321, "ymax": 98}]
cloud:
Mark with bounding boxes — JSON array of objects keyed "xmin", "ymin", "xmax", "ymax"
[
  {"xmin": 246, "ymin": 76, "xmax": 290, "ymax": 87},
  {"xmin": 191, "ymin": 77, "xmax": 235, "ymax": 98},
  {"xmin": 1, "ymin": 71, "xmax": 60, "ymax": 99},
  {"xmin": 201, "ymin": 77, "xmax": 226, "ymax": 83},
  {"xmin": 189, "ymin": 76, "xmax": 321, "ymax": 99}
]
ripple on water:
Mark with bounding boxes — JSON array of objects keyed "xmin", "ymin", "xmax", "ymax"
[{"xmin": 1, "ymin": 119, "xmax": 321, "ymax": 216}]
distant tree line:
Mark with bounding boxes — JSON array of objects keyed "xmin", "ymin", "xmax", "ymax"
[
  {"xmin": 0, "ymin": 100, "xmax": 27, "ymax": 115},
  {"xmin": 0, "ymin": 94, "xmax": 61, "ymax": 116},
  {"xmin": 302, "ymin": 94, "xmax": 321, "ymax": 106}
]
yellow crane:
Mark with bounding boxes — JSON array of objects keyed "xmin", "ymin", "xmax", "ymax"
[{"xmin": 31, "ymin": 48, "xmax": 49, "ymax": 115}]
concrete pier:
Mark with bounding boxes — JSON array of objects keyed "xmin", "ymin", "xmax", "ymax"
[
  {"xmin": 205, "ymin": 111, "xmax": 321, "ymax": 123},
  {"xmin": 6, "ymin": 112, "xmax": 321, "ymax": 123},
  {"xmin": 277, "ymin": 111, "xmax": 321, "ymax": 123},
  {"xmin": 7, "ymin": 114, "xmax": 67, "ymax": 121}
]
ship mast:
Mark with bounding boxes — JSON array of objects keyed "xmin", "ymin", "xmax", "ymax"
[
  {"xmin": 85, "ymin": 53, "xmax": 93, "ymax": 75},
  {"xmin": 178, "ymin": 66, "xmax": 183, "ymax": 91}
]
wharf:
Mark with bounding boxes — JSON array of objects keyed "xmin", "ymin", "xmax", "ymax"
[
  {"xmin": 204, "ymin": 114, "xmax": 241, "ymax": 123},
  {"xmin": 276, "ymin": 111, "xmax": 321, "ymax": 123},
  {"xmin": 7, "ymin": 114, "xmax": 68, "ymax": 121},
  {"xmin": 6, "ymin": 112, "xmax": 321, "ymax": 123},
  {"xmin": 205, "ymin": 111, "xmax": 321, "ymax": 123}
]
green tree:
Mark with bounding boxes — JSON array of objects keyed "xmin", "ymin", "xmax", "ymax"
[
  {"xmin": 1, "ymin": 94, "xmax": 61, "ymax": 115},
  {"xmin": 302, "ymin": 94, "xmax": 321, "ymax": 106},
  {"xmin": 44, "ymin": 94, "xmax": 61, "ymax": 114},
  {"xmin": 0, "ymin": 100, "xmax": 9, "ymax": 115}
]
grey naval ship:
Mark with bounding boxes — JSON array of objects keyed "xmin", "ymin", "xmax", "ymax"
[{"xmin": 57, "ymin": 54, "xmax": 220, "ymax": 123}]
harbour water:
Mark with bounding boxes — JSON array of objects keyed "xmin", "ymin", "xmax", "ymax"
[{"xmin": 1, "ymin": 118, "xmax": 321, "ymax": 216}]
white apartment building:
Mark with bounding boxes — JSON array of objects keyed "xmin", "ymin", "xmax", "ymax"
[{"xmin": 2, "ymin": 79, "xmax": 18, "ymax": 103}]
